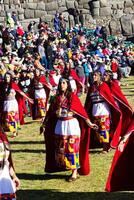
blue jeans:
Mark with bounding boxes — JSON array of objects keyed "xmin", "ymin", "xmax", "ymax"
[{"xmin": 41, "ymin": 56, "xmax": 48, "ymax": 69}]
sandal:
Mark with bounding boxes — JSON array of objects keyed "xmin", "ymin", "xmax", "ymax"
[
  {"xmin": 101, "ymin": 150, "xmax": 108, "ymax": 154},
  {"xmin": 67, "ymin": 176, "xmax": 79, "ymax": 182}
]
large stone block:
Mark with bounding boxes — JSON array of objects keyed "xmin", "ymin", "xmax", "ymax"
[
  {"xmin": 113, "ymin": 9, "xmax": 124, "ymax": 18},
  {"xmin": 6, "ymin": 8, "xmax": 15, "ymax": 13},
  {"xmin": 68, "ymin": 14, "xmax": 75, "ymax": 28},
  {"xmin": 0, "ymin": 10, "xmax": 5, "ymax": 17},
  {"xmin": 111, "ymin": 3, "xmax": 117, "ymax": 10},
  {"xmin": 41, "ymin": 0, "xmax": 47, "ymax": 2},
  {"xmin": 124, "ymin": 0, "xmax": 133, "ymax": 8},
  {"xmin": 109, "ymin": 19, "xmax": 121, "ymax": 35},
  {"xmin": 41, "ymin": 14, "xmax": 53, "ymax": 22},
  {"xmin": 79, "ymin": 0, "xmax": 91, "ymax": 5},
  {"xmin": 92, "ymin": 8, "xmax": 100, "ymax": 16},
  {"xmin": 3, "ymin": 0, "xmax": 9, "ymax": 4},
  {"xmin": 120, "ymin": 15, "xmax": 132, "ymax": 35},
  {"xmin": 124, "ymin": 7, "xmax": 134, "ymax": 14},
  {"xmin": 13, "ymin": 0, "xmax": 20, "ymax": 5},
  {"xmin": 100, "ymin": 7, "xmax": 111, "ymax": 16},
  {"xmin": 37, "ymin": 2, "xmax": 45, "ymax": 10},
  {"xmin": 10, "ymin": 4, "xmax": 16, "ymax": 9},
  {"xmin": 18, "ymin": 8, "xmax": 24, "ymax": 14},
  {"xmin": 0, "ymin": 4, "xmax": 4, "ymax": 10},
  {"xmin": 26, "ymin": 3, "xmax": 37, "ymax": 9},
  {"xmin": 74, "ymin": 0, "xmax": 79, "ymax": 9},
  {"xmin": 45, "ymin": 2, "xmax": 58, "ymax": 11},
  {"xmin": 83, "ymin": 3, "xmax": 90, "ymax": 9},
  {"xmin": 47, "ymin": 0, "xmax": 53, "ymax": 2},
  {"xmin": 100, "ymin": 0, "xmax": 109, "ymax": 7},
  {"xmin": 35, "ymin": 10, "xmax": 47, "ymax": 18},
  {"xmin": 15, "ymin": 5, "xmax": 21, "ymax": 9},
  {"xmin": 92, "ymin": 1, "xmax": 100, "ymax": 8},
  {"xmin": 0, "ymin": 17, "xmax": 5, "ymax": 22},
  {"xmin": 66, "ymin": 1, "xmax": 75, "ymax": 9},
  {"xmin": 78, "ymin": 4, "xmax": 83, "ymax": 9},
  {"xmin": 18, "ymin": 13, "xmax": 24, "ymax": 21},
  {"xmin": 131, "ymin": 19, "xmax": 134, "ymax": 34},
  {"xmin": 24, "ymin": 9, "xmax": 35, "ymax": 18},
  {"xmin": 47, "ymin": 11, "xmax": 57, "ymax": 15},
  {"xmin": 4, "ymin": 4, "xmax": 9, "ymax": 10},
  {"xmin": 58, "ymin": 6, "xmax": 67, "ymax": 13},
  {"xmin": 117, "ymin": 3, "xmax": 124, "ymax": 10},
  {"xmin": 82, "ymin": 9, "xmax": 90, "ymax": 14},
  {"xmin": 28, "ymin": 0, "xmax": 34, "ymax": 2},
  {"xmin": 57, "ymin": 0, "xmax": 66, "ymax": 7},
  {"xmin": 22, "ymin": 3, "xmax": 27, "ymax": 9}
]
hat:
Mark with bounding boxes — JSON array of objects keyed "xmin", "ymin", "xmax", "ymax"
[
  {"xmin": 82, "ymin": 59, "xmax": 87, "ymax": 63},
  {"xmin": 1, "ymin": 57, "xmax": 9, "ymax": 63},
  {"xmin": 11, "ymin": 52, "xmax": 18, "ymax": 57},
  {"xmin": 96, "ymin": 57, "xmax": 103, "ymax": 63},
  {"xmin": 86, "ymin": 54, "xmax": 91, "ymax": 58}
]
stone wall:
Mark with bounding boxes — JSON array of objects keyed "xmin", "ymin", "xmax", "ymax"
[{"xmin": 0, "ymin": 0, "xmax": 134, "ymax": 35}]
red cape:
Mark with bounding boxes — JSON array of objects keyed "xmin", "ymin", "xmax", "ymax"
[
  {"xmin": 109, "ymin": 81, "xmax": 133, "ymax": 146},
  {"xmin": 0, "ymin": 81, "xmax": 25, "ymax": 125},
  {"xmin": 85, "ymin": 82, "xmax": 121, "ymax": 148},
  {"xmin": 49, "ymin": 71, "xmax": 58, "ymax": 87},
  {"xmin": 38, "ymin": 76, "xmax": 50, "ymax": 107},
  {"xmin": 70, "ymin": 69, "xmax": 82, "ymax": 93},
  {"xmin": 44, "ymin": 92, "xmax": 90, "ymax": 175},
  {"xmin": 0, "ymin": 131, "xmax": 14, "ymax": 170},
  {"xmin": 106, "ymin": 115, "xmax": 134, "ymax": 192},
  {"xmin": 11, "ymin": 82, "xmax": 29, "ymax": 125}
]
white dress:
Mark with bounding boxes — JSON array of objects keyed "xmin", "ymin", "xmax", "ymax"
[
  {"xmin": 55, "ymin": 108, "xmax": 81, "ymax": 136},
  {"xmin": 0, "ymin": 142, "xmax": 16, "ymax": 199}
]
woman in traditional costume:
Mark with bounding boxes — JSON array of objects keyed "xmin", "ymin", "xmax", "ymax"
[
  {"xmin": 0, "ymin": 72, "xmax": 33, "ymax": 136},
  {"xmin": 85, "ymin": 71, "xmax": 121, "ymax": 153},
  {"xmin": 103, "ymin": 70, "xmax": 133, "ymax": 147},
  {"xmin": 30, "ymin": 68, "xmax": 51, "ymax": 120},
  {"xmin": 0, "ymin": 128, "xmax": 20, "ymax": 199},
  {"xmin": 41, "ymin": 77, "xmax": 98, "ymax": 181}
]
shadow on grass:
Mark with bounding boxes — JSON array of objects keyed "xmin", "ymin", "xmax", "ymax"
[
  {"xmin": 12, "ymin": 149, "xmax": 45, "ymax": 153},
  {"xmin": 24, "ymin": 120, "xmax": 41, "ymax": 125},
  {"xmin": 122, "ymin": 88, "xmax": 134, "ymax": 90},
  {"xmin": 89, "ymin": 149, "xmax": 102, "ymax": 154},
  {"xmin": 123, "ymin": 94, "xmax": 134, "ymax": 97},
  {"xmin": 17, "ymin": 190, "xmax": 134, "ymax": 200},
  {"xmin": 10, "ymin": 141, "xmax": 44, "ymax": 145},
  {"xmin": 17, "ymin": 173, "xmax": 68, "ymax": 181}
]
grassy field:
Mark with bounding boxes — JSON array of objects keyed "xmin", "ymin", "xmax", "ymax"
[{"xmin": 9, "ymin": 76, "xmax": 134, "ymax": 200}]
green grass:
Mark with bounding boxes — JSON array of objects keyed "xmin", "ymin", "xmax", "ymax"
[{"xmin": 9, "ymin": 76, "xmax": 134, "ymax": 200}]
